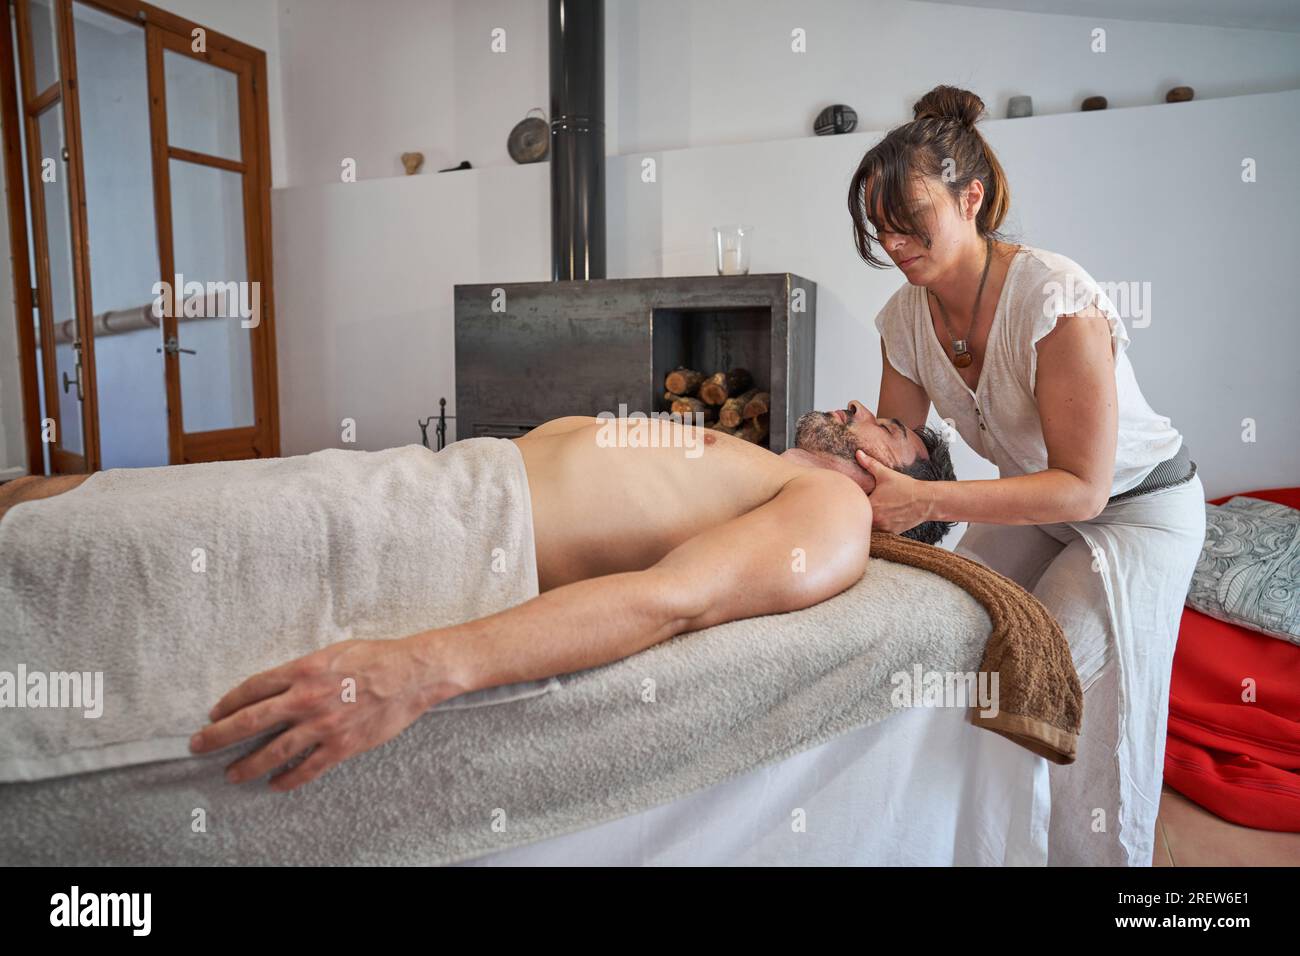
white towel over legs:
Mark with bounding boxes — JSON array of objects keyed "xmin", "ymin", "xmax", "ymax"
[
  {"xmin": 956, "ymin": 475, "xmax": 1206, "ymax": 866},
  {"xmin": 0, "ymin": 438, "xmax": 555, "ymax": 783}
]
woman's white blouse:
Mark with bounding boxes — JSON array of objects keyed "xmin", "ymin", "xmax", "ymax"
[{"xmin": 874, "ymin": 244, "xmax": 1182, "ymax": 497}]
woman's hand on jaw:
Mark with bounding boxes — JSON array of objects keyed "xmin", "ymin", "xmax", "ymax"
[{"xmin": 855, "ymin": 449, "xmax": 931, "ymax": 534}]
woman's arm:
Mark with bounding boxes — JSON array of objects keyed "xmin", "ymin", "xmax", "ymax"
[
  {"xmin": 864, "ymin": 306, "xmax": 1119, "ymax": 529},
  {"xmin": 877, "ymin": 341, "xmax": 932, "ymax": 431}
]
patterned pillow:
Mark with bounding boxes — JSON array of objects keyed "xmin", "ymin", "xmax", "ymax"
[{"xmin": 1187, "ymin": 496, "xmax": 1300, "ymax": 645}]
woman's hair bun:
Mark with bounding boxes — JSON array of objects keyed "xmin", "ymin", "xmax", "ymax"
[{"xmin": 912, "ymin": 85, "xmax": 985, "ymax": 130}]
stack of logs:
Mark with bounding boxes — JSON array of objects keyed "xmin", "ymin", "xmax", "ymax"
[{"xmin": 663, "ymin": 366, "xmax": 770, "ymax": 444}]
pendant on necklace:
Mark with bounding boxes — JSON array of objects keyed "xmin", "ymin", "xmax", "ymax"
[{"xmin": 952, "ymin": 340, "xmax": 973, "ymax": 369}]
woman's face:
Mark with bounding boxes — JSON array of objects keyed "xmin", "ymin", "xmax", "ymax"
[{"xmin": 866, "ymin": 174, "xmax": 981, "ymax": 285}]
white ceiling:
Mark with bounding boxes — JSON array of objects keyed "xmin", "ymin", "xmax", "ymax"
[{"xmin": 920, "ymin": 0, "xmax": 1300, "ymax": 33}]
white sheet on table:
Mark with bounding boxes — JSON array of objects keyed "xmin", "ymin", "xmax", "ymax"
[{"xmin": 458, "ymin": 702, "xmax": 1052, "ymax": 866}]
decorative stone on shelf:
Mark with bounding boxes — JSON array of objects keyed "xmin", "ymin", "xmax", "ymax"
[
  {"xmin": 401, "ymin": 152, "xmax": 424, "ymax": 176},
  {"xmin": 814, "ymin": 104, "xmax": 857, "ymax": 135},
  {"xmin": 1007, "ymin": 95, "xmax": 1033, "ymax": 118},
  {"xmin": 1081, "ymin": 95, "xmax": 1108, "ymax": 112},
  {"xmin": 1166, "ymin": 86, "xmax": 1195, "ymax": 103}
]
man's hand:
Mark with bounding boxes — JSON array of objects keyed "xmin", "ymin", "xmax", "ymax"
[
  {"xmin": 855, "ymin": 449, "xmax": 930, "ymax": 534},
  {"xmin": 189, "ymin": 635, "xmax": 460, "ymax": 792}
]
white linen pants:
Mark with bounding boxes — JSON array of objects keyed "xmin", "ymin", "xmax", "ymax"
[{"xmin": 955, "ymin": 475, "xmax": 1206, "ymax": 866}]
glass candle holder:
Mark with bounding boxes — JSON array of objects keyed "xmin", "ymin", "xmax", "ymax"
[{"xmin": 714, "ymin": 225, "xmax": 752, "ymax": 276}]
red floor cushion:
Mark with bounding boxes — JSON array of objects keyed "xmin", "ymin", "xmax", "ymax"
[
  {"xmin": 1164, "ymin": 487, "xmax": 1300, "ymax": 831},
  {"xmin": 1207, "ymin": 487, "xmax": 1300, "ymax": 511}
]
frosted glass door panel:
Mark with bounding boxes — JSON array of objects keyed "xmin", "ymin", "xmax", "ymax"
[
  {"xmin": 169, "ymin": 158, "xmax": 254, "ymax": 432},
  {"xmin": 26, "ymin": 0, "xmax": 60, "ymax": 91},
  {"xmin": 38, "ymin": 102, "xmax": 83, "ymax": 455},
  {"xmin": 74, "ymin": 1, "xmax": 167, "ymax": 468},
  {"xmin": 164, "ymin": 48, "xmax": 240, "ymax": 162}
]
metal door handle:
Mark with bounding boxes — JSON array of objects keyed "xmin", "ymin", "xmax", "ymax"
[
  {"xmin": 157, "ymin": 336, "xmax": 196, "ymax": 356},
  {"xmin": 60, "ymin": 366, "xmax": 83, "ymax": 401}
]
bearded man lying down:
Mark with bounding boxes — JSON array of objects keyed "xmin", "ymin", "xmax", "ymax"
[{"xmin": 0, "ymin": 401, "xmax": 954, "ymax": 789}]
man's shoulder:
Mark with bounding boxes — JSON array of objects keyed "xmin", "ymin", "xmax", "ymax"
[{"xmin": 749, "ymin": 461, "xmax": 872, "ymax": 523}]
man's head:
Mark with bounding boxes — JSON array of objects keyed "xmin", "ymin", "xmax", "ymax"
[{"xmin": 792, "ymin": 400, "xmax": 956, "ymax": 545}]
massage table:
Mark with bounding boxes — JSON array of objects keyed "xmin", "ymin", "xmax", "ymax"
[
  {"xmin": 0, "ymin": 572, "xmax": 1053, "ymax": 867},
  {"xmin": 457, "ymin": 703, "xmax": 1051, "ymax": 866},
  {"xmin": 0, "ymin": 441, "xmax": 1075, "ymax": 865},
  {"xmin": 0, "ymin": 689, "xmax": 1050, "ymax": 867}
]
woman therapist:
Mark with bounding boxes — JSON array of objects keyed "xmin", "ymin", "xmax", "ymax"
[{"xmin": 849, "ymin": 86, "xmax": 1205, "ymax": 867}]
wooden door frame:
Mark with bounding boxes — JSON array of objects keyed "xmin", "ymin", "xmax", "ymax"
[
  {"xmin": 54, "ymin": 0, "xmax": 98, "ymax": 470},
  {"xmin": 147, "ymin": 23, "xmax": 277, "ymax": 462},
  {"xmin": 0, "ymin": 0, "xmax": 279, "ymax": 473},
  {"xmin": 5, "ymin": 0, "xmax": 94, "ymax": 472},
  {"xmin": 0, "ymin": 2, "xmax": 42, "ymax": 472}
]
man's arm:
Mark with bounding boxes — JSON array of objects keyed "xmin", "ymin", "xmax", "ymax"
[
  {"xmin": 195, "ymin": 468, "xmax": 872, "ymax": 791},
  {"xmin": 416, "ymin": 468, "xmax": 874, "ymax": 696}
]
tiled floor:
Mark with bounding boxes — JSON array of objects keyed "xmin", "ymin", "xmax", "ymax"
[{"xmin": 1153, "ymin": 784, "xmax": 1300, "ymax": 866}]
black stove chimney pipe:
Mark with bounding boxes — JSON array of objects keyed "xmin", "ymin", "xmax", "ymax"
[{"xmin": 549, "ymin": 0, "xmax": 605, "ymax": 281}]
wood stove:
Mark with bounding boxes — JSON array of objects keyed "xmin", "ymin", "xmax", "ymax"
[{"xmin": 453, "ymin": 274, "xmax": 815, "ymax": 451}]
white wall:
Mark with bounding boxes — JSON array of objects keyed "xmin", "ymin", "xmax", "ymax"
[
  {"xmin": 272, "ymin": 0, "xmax": 1300, "ymax": 186},
  {"xmin": 610, "ymin": 0, "xmax": 1300, "ymax": 153},
  {"xmin": 274, "ymin": 87, "xmax": 1300, "ymax": 507},
  {"xmin": 277, "ymin": 0, "xmax": 458, "ymax": 184},
  {"xmin": 273, "ymin": 160, "xmax": 550, "ymax": 455}
]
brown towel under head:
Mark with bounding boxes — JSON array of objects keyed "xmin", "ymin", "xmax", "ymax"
[{"xmin": 870, "ymin": 532, "xmax": 1084, "ymax": 765}]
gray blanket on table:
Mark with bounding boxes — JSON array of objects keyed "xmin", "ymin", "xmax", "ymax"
[{"xmin": 0, "ymin": 440, "xmax": 996, "ymax": 866}]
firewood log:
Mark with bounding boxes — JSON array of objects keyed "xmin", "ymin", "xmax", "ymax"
[
  {"xmin": 708, "ymin": 421, "xmax": 740, "ymax": 435},
  {"xmin": 664, "ymin": 390, "xmax": 683, "ymax": 407},
  {"xmin": 739, "ymin": 413, "xmax": 769, "ymax": 444},
  {"xmin": 698, "ymin": 368, "xmax": 754, "ymax": 405},
  {"xmin": 742, "ymin": 390, "xmax": 770, "ymax": 420},
  {"xmin": 671, "ymin": 395, "xmax": 717, "ymax": 424},
  {"xmin": 664, "ymin": 368, "xmax": 704, "ymax": 397},
  {"xmin": 719, "ymin": 387, "xmax": 760, "ymax": 429}
]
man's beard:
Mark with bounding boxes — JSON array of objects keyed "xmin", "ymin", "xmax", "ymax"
[{"xmin": 794, "ymin": 410, "xmax": 861, "ymax": 461}]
